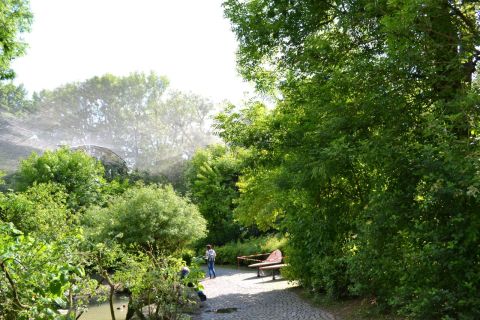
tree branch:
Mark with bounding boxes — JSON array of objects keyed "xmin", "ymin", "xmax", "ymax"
[
  {"xmin": 448, "ymin": 3, "xmax": 478, "ymax": 34},
  {"xmin": 75, "ymin": 310, "xmax": 84, "ymax": 320},
  {"xmin": 1, "ymin": 261, "xmax": 29, "ymax": 309}
]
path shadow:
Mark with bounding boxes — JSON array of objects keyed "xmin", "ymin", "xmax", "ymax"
[
  {"xmin": 262, "ymin": 277, "xmax": 289, "ymax": 283},
  {"xmin": 241, "ymin": 275, "xmax": 289, "ymax": 282},
  {"xmin": 200, "ymin": 265, "xmax": 251, "ymax": 278},
  {"xmin": 191, "ymin": 288, "xmax": 337, "ymax": 320}
]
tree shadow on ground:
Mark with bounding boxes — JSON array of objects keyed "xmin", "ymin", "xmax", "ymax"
[{"xmin": 192, "ymin": 288, "xmax": 336, "ymax": 320}]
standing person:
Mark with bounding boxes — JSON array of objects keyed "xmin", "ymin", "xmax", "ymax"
[{"xmin": 205, "ymin": 244, "xmax": 216, "ymax": 279}]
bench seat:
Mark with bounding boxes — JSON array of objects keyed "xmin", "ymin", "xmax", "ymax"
[
  {"xmin": 248, "ymin": 261, "xmax": 282, "ymax": 268},
  {"xmin": 259, "ymin": 263, "xmax": 288, "ymax": 270},
  {"xmin": 244, "ymin": 249, "xmax": 283, "ymax": 277},
  {"xmin": 259, "ymin": 263, "xmax": 288, "ymax": 280}
]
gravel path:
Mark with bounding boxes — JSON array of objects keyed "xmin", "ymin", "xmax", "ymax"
[{"xmin": 192, "ymin": 266, "xmax": 337, "ymax": 320}]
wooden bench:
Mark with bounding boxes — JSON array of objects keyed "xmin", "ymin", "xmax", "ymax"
[
  {"xmin": 259, "ymin": 263, "xmax": 288, "ymax": 280},
  {"xmin": 243, "ymin": 249, "xmax": 283, "ymax": 277}
]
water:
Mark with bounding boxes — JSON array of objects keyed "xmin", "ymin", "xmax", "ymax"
[{"xmin": 81, "ymin": 295, "xmax": 129, "ymax": 320}]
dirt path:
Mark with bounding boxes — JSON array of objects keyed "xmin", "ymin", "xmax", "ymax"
[{"xmin": 193, "ymin": 266, "xmax": 337, "ymax": 320}]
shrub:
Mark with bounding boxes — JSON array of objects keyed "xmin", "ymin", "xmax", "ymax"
[
  {"xmin": 87, "ymin": 184, "xmax": 206, "ymax": 253},
  {"xmin": 213, "ymin": 235, "xmax": 286, "ymax": 265},
  {"xmin": 115, "ymin": 254, "xmax": 202, "ymax": 320},
  {"xmin": 0, "ymin": 182, "xmax": 70, "ymax": 240},
  {"xmin": 0, "ymin": 222, "xmax": 95, "ymax": 319}
]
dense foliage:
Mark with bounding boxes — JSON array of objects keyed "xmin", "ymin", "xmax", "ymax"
[
  {"xmin": 116, "ymin": 254, "xmax": 203, "ymax": 320},
  {"xmin": 0, "ymin": 0, "xmax": 32, "ymax": 80},
  {"xmin": 4, "ymin": 0, "xmax": 480, "ymax": 318},
  {"xmin": 184, "ymin": 144, "xmax": 249, "ymax": 245},
  {"xmin": 85, "ymin": 184, "xmax": 207, "ymax": 253},
  {"xmin": 0, "ymin": 182, "xmax": 69, "ymax": 240},
  {"xmin": 0, "ymin": 82, "xmax": 32, "ymax": 113},
  {"xmin": 0, "ymin": 6, "xmax": 214, "ymax": 317},
  {"xmin": 223, "ymin": 0, "xmax": 480, "ymax": 318},
  {"xmin": 16, "ymin": 147, "xmax": 106, "ymax": 210},
  {"xmin": 0, "ymin": 222, "xmax": 95, "ymax": 319},
  {"xmin": 1, "ymin": 148, "xmax": 206, "ymax": 319}
]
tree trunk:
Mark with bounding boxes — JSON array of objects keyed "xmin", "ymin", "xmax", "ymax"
[
  {"xmin": 125, "ymin": 296, "xmax": 135, "ymax": 320},
  {"xmin": 102, "ymin": 271, "xmax": 116, "ymax": 320}
]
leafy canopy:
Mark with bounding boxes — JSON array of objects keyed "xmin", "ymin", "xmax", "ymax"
[
  {"xmin": 223, "ymin": 0, "xmax": 480, "ymax": 317},
  {"xmin": 86, "ymin": 184, "xmax": 206, "ymax": 252},
  {"xmin": 27, "ymin": 72, "xmax": 215, "ymax": 177},
  {"xmin": 185, "ymin": 144, "xmax": 256, "ymax": 245},
  {"xmin": 17, "ymin": 147, "xmax": 106, "ymax": 210},
  {"xmin": 0, "ymin": 0, "xmax": 32, "ymax": 80}
]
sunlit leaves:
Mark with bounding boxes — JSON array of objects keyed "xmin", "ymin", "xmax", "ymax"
[
  {"xmin": 0, "ymin": 182, "xmax": 69, "ymax": 240},
  {"xmin": 0, "ymin": 222, "xmax": 92, "ymax": 319},
  {"xmin": 17, "ymin": 147, "xmax": 106, "ymax": 210},
  {"xmin": 224, "ymin": 0, "xmax": 480, "ymax": 317},
  {"xmin": 185, "ymin": 144, "xmax": 249, "ymax": 244},
  {"xmin": 0, "ymin": 0, "xmax": 32, "ymax": 80},
  {"xmin": 85, "ymin": 184, "xmax": 206, "ymax": 252}
]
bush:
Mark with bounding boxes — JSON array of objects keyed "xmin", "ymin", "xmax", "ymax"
[
  {"xmin": 85, "ymin": 184, "xmax": 207, "ymax": 253},
  {"xmin": 0, "ymin": 182, "xmax": 70, "ymax": 240},
  {"xmin": 213, "ymin": 235, "xmax": 286, "ymax": 265},
  {"xmin": 115, "ymin": 254, "xmax": 203, "ymax": 320},
  {"xmin": 0, "ymin": 222, "xmax": 95, "ymax": 319},
  {"xmin": 180, "ymin": 248, "xmax": 195, "ymax": 266}
]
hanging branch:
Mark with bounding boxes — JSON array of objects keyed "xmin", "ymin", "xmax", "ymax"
[
  {"xmin": 448, "ymin": 2, "xmax": 478, "ymax": 35},
  {"xmin": 1, "ymin": 261, "xmax": 29, "ymax": 309}
]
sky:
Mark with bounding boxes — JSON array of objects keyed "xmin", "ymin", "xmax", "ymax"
[{"xmin": 12, "ymin": 0, "xmax": 254, "ymax": 105}]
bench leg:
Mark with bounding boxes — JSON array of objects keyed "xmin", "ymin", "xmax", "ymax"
[
  {"xmin": 257, "ymin": 268, "xmax": 260, "ymax": 277},
  {"xmin": 272, "ymin": 269, "xmax": 276, "ymax": 280}
]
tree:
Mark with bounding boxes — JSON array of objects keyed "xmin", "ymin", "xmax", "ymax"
[
  {"xmin": 185, "ymin": 144, "xmax": 251, "ymax": 245},
  {"xmin": 214, "ymin": 102, "xmax": 290, "ymax": 231},
  {"xmin": 223, "ymin": 0, "xmax": 480, "ymax": 317},
  {"xmin": 0, "ymin": 82, "xmax": 32, "ymax": 113},
  {"xmin": 115, "ymin": 253, "xmax": 202, "ymax": 320},
  {"xmin": 17, "ymin": 147, "xmax": 106, "ymax": 210},
  {"xmin": 25, "ymin": 72, "xmax": 216, "ymax": 178},
  {"xmin": 0, "ymin": 0, "xmax": 32, "ymax": 80}
]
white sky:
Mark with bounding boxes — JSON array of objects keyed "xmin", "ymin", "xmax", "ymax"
[{"xmin": 12, "ymin": 0, "xmax": 254, "ymax": 105}]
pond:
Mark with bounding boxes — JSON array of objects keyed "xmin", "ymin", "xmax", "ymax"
[{"xmin": 80, "ymin": 295, "xmax": 129, "ymax": 320}]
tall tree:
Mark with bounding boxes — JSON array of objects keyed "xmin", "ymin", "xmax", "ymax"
[
  {"xmin": 223, "ymin": 0, "xmax": 480, "ymax": 317},
  {"xmin": 185, "ymin": 144, "xmax": 250, "ymax": 245},
  {"xmin": 25, "ymin": 72, "xmax": 216, "ymax": 175},
  {"xmin": 0, "ymin": 82, "xmax": 31, "ymax": 113}
]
